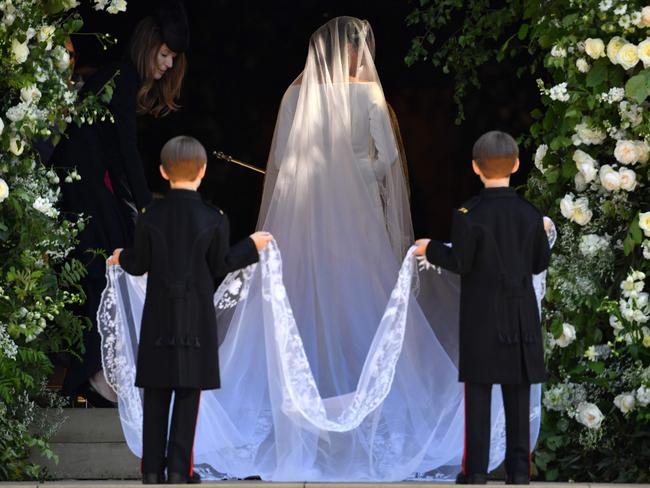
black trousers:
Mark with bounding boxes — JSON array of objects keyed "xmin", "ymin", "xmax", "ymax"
[
  {"xmin": 462, "ymin": 382, "xmax": 531, "ymax": 477},
  {"xmin": 142, "ymin": 388, "xmax": 201, "ymax": 477}
]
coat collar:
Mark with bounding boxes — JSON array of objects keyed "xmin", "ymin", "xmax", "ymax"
[
  {"xmin": 166, "ymin": 188, "xmax": 202, "ymax": 200},
  {"xmin": 480, "ymin": 186, "xmax": 517, "ymax": 198}
]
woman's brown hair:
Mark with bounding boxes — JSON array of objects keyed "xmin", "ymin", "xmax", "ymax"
[{"xmin": 128, "ymin": 17, "xmax": 186, "ymax": 118}]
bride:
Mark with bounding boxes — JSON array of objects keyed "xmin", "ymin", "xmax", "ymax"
[{"xmin": 100, "ymin": 16, "xmax": 544, "ymax": 481}]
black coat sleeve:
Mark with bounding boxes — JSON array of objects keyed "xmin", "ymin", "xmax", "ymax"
[
  {"xmin": 425, "ymin": 211, "xmax": 476, "ymax": 275},
  {"xmin": 207, "ymin": 215, "xmax": 259, "ymax": 280},
  {"xmin": 531, "ymin": 217, "xmax": 551, "ymax": 274},
  {"xmin": 110, "ymin": 64, "xmax": 152, "ymax": 212},
  {"xmin": 119, "ymin": 215, "xmax": 151, "ymax": 276}
]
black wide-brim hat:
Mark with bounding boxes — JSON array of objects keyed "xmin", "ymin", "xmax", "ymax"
[{"xmin": 153, "ymin": 0, "xmax": 189, "ymax": 53}]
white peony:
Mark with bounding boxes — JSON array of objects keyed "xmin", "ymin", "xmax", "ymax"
[
  {"xmin": 9, "ymin": 137, "xmax": 24, "ymax": 156},
  {"xmin": 20, "ymin": 85, "xmax": 41, "ymax": 104},
  {"xmin": 639, "ymin": 211, "xmax": 650, "ymax": 237},
  {"xmin": 560, "ymin": 194, "xmax": 576, "ymax": 220},
  {"xmin": 637, "ymin": 386, "xmax": 650, "ymax": 406},
  {"xmin": 617, "ymin": 43, "xmax": 640, "ymax": 70},
  {"xmin": 576, "ymin": 402, "xmax": 604, "ymax": 429},
  {"xmin": 607, "ymin": 37, "xmax": 628, "ymax": 64},
  {"xmin": 573, "ymin": 120, "xmax": 607, "ymax": 145},
  {"xmin": 11, "ymin": 39, "xmax": 29, "ymax": 64},
  {"xmin": 0, "ymin": 178, "xmax": 8, "ymax": 203},
  {"xmin": 556, "ymin": 322, "xmax": 576, "ymax": 347},
  {"xmin": 37, "ymin": 25, "xmax": 55, "ymax": 50},
  {"xmin": 614, "ymin": 392, "xmax": 636, "ymax": 413},
  {"xmin": 619, "ymin": 167, "xmax": 637, "ymax": 191},
  {"xmin": 599, "ymin": 165, "xmax": 621, "ymax": 191},
  {"xmin": 585, "ymin": 38, "xmax": 606, "ymax": 59},
  {"xmin": 615, "ymin": 140, "xmax": 641, "ymax": 165},
  {"xmin": 576, "ymin": 58, "xmax": 590, "ymax": 73},
  {"xmin": 572, "ymin": 196, "xmax": 593, "ymax": 225}
]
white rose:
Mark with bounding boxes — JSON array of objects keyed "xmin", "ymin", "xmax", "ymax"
[
  {"xmin": 575, "ymin": 172, "xmax": 588, "ymax": 192},
  {"xmin": 11, "ymin": 39, "xmax": 29, "ymax": 64},
  {"xmin": 615, "ymin": 140, "xmax": 640, "ymax": 165},
  {"xmin": 576, "ymin": 58, "xmax": 590, "ymax": 72},
  {"xmin": 560, "ymin": 194, "xmax": 575, "ymax": 220},
  {"xmin": 640, "ymin": 211, "xmax": 650, "ymax": 237},
  {"xmin": 617, "ymin": 43, "xmax": 640, "ymax": 70},
  {"xmin": 619, "ymin": 167, "xmax": 637, "ymax": 191},
  {"xmin": 642, "ymin": 6, "xmax": 650, "ymax": 27},
  {"xmin": 9, "ymin": 137, "xmax": 25, "ymax": 156},
  {"xmin": 585, "ymin": 38, "xmax": 606, "ymax": 59},
  {"xmin": 576, "ymin": 402, "xmax": 604, "ymax": 429},
  {"xmin": 635, "ymin": 141, "xmax": 650, "ymax": 163},
  {"xmin": 0, "ymin": 178, "xmax": 8, "ymax": 203},
  {"xmin": 572, "ymin": 197, "xmax": 593, "ymax": 225},
  {"xmin": 556, "ymin": 322, "xmax": 576, "ymax": 347},
  {"xmin": 20, "ymin": 85, "xmax": 41, "ymax": 104},
  {"xmin": 37, "ymin": 25, "xmax": 55, "ymax": 50},
  {"xmin": 600, "ymin": 164, "xmax": 621, "ymax": 191},
  {"xmin": 573, "ymin": 149, "xmax": 598, "ymax": 182},
  {"xmin": 614, "ymin": 392, "xmax": 636, "ymax": 413},
  {"xmin": 607, "ymin": 37, "xmax": 628, "ymax": 64},
  {"xmin": 638, "ymin": 39, "xmax": 650, "ymax": 68}
]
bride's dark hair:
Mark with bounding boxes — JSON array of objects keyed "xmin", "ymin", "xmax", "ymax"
[{"xmin": 128, "ymin": 16, "xmax": 186, "ymax": 118}]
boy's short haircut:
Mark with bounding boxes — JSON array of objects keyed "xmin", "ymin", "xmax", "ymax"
[
  {"xmin": 472, "ymin": 131, "xmax": 519, "ymax": 179},
  {"xmin": 160, "ymin": 135, "xmax": 207, "ymax": 182}
]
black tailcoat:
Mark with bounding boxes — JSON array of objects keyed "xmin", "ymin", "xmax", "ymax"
[
  {"xmin": 119, "ymin": 189, "xmax": 259, "ymax": 390},
  {"xmin": 425, "ymin": 187, "xmax": 551, "ymax": 384}
]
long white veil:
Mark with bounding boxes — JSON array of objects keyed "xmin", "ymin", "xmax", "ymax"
[{"xmin": 98, "ymin": 16, "xmax": 547, "ymax": 482}]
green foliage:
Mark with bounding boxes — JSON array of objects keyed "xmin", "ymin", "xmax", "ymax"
[
  {"xmin": 0, "ymin": 0, "xmax": 125, "ymax": 480},
  {"xmin": 407, "ymin": 0, "xmax": 650, "ymax": 481}
]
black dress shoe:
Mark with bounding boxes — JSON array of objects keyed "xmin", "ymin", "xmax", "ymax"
[
  {"xmin": 506, "ymin": 473, "xmax": 530, "ymax": 485},
  {"xmin": 142, "ymin": 472, "xmax": 166, "ymax": 484},
  {"xmin": 456, "ymin": 472, "xmax": 488, "ymax": 484},
  {"xmin": 81, "ymin": 382, "xmax": 118, "ymax": 408},
  {"xmin": 167, "ymin": 471, "xmax": 201, "ymax": 484}
]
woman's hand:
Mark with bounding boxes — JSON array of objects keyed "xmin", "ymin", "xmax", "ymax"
[
  {"xmin": 250, "ymin": 231, "xmax": 274, "ymax": 251},
  {"xmin": 413, "ymin": 238, "xmax": 431, "ymax": 256},
  {"xmin": 107, "ymin": 248, "xmax": 123, "ymax": 266}
]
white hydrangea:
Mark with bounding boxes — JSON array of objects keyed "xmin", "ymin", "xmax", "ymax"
[
  {"xmin": 619, "ymin": 101, "xmax": 643, "ymax": 127},
  {"xmin": 551, "ymin": 44, "xmax": 568, "ymax": 58},
  {"xmin": 32, "ymin": 197, "xmax": 59, "ymax": 219},
  {"xmin": 637, "ymin": 386, "xmax": 650, "ymax": 406},
  {"xmin": 576, "ymin": 57, "xmax": 590, "ymax": 72},
  {"xmin": 572, "ymin": 120, "xmax": 607, "ymax": 145},
  {"xmin": 0, "ymin": 323, "xmax": 18, "ymax": 360},
  {"xmin": 642, "ymin": 240, "xmax": 650, "ymax": 260},
  {"xmin": 579, "ymin": 234, "xmax": 610, "ymax": 256},
  {"xmin": 599, "ymin": 0, "xmax": 613, "ymax": 11},
  {"xmin": 549, "ymin": 82, "xmax": 570, "ymax": 102},
  {"xmin": 600, "ymin": 87, "xmax": 626, "ymax": 103}
]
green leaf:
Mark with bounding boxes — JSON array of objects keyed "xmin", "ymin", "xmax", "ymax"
[
  {"xmin": 588, "ymin": 361, "xmax": 605, "ymax": 374},
  {"xmin": 625, "ymin": 72, "xmax": 650, "ymax": 103},
  {"xmin": 545, "ymin": 168, "xmax": 560, "ymax": 183},
  {"xmin": 517, "ymin": 23, "xmax": 529, "ymax": 40},
  {"xmin": 586, "ymin": 62, "xmax": 608, "ymax": 88}
]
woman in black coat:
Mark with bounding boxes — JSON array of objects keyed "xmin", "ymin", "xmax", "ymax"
[{"xmin": 52, "ymin": 1, "xmax": 189, "ymax": 405}]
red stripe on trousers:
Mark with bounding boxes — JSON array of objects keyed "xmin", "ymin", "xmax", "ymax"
[
  {"xmin": 189, "ymin": 393, "xmax": 201, "ymax": 478},
  {"xmin": 462, "ymin": 384, "xmax": 467, "ymax": 475}
]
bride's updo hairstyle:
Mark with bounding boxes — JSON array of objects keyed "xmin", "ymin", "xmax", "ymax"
[
  {"xmin": 472, "ymin": 130, "xmax": 519, "ymax": 179},
  {"xmin": 129, "ymin": 0, "xmax": 189, "ymax": 117},
  {"xmin": 160, "ymin": 135, "xmax": 207, "ymax": 182}
]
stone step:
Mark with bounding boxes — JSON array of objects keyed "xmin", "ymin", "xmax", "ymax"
[
  {"xmin": 31, "ymin": 409, "xmax": 140, "ymax": 480},
  {"xmin": 1, "ymin": 483, "xmax": 648, "ymax": 487}
]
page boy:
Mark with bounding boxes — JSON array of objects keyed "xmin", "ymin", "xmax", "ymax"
[
  {"xmin": 108, "ymin": 135, "xmax": 272, "ymax": 484},
  {"xmin": 414, "ymin": 130, "xmax": 551, "ymax": 485}
]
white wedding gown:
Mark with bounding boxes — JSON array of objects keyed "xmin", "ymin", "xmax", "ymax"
[{"xmin": 98, "ymin": 17, "xmax": 550, "ymax": 482}]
